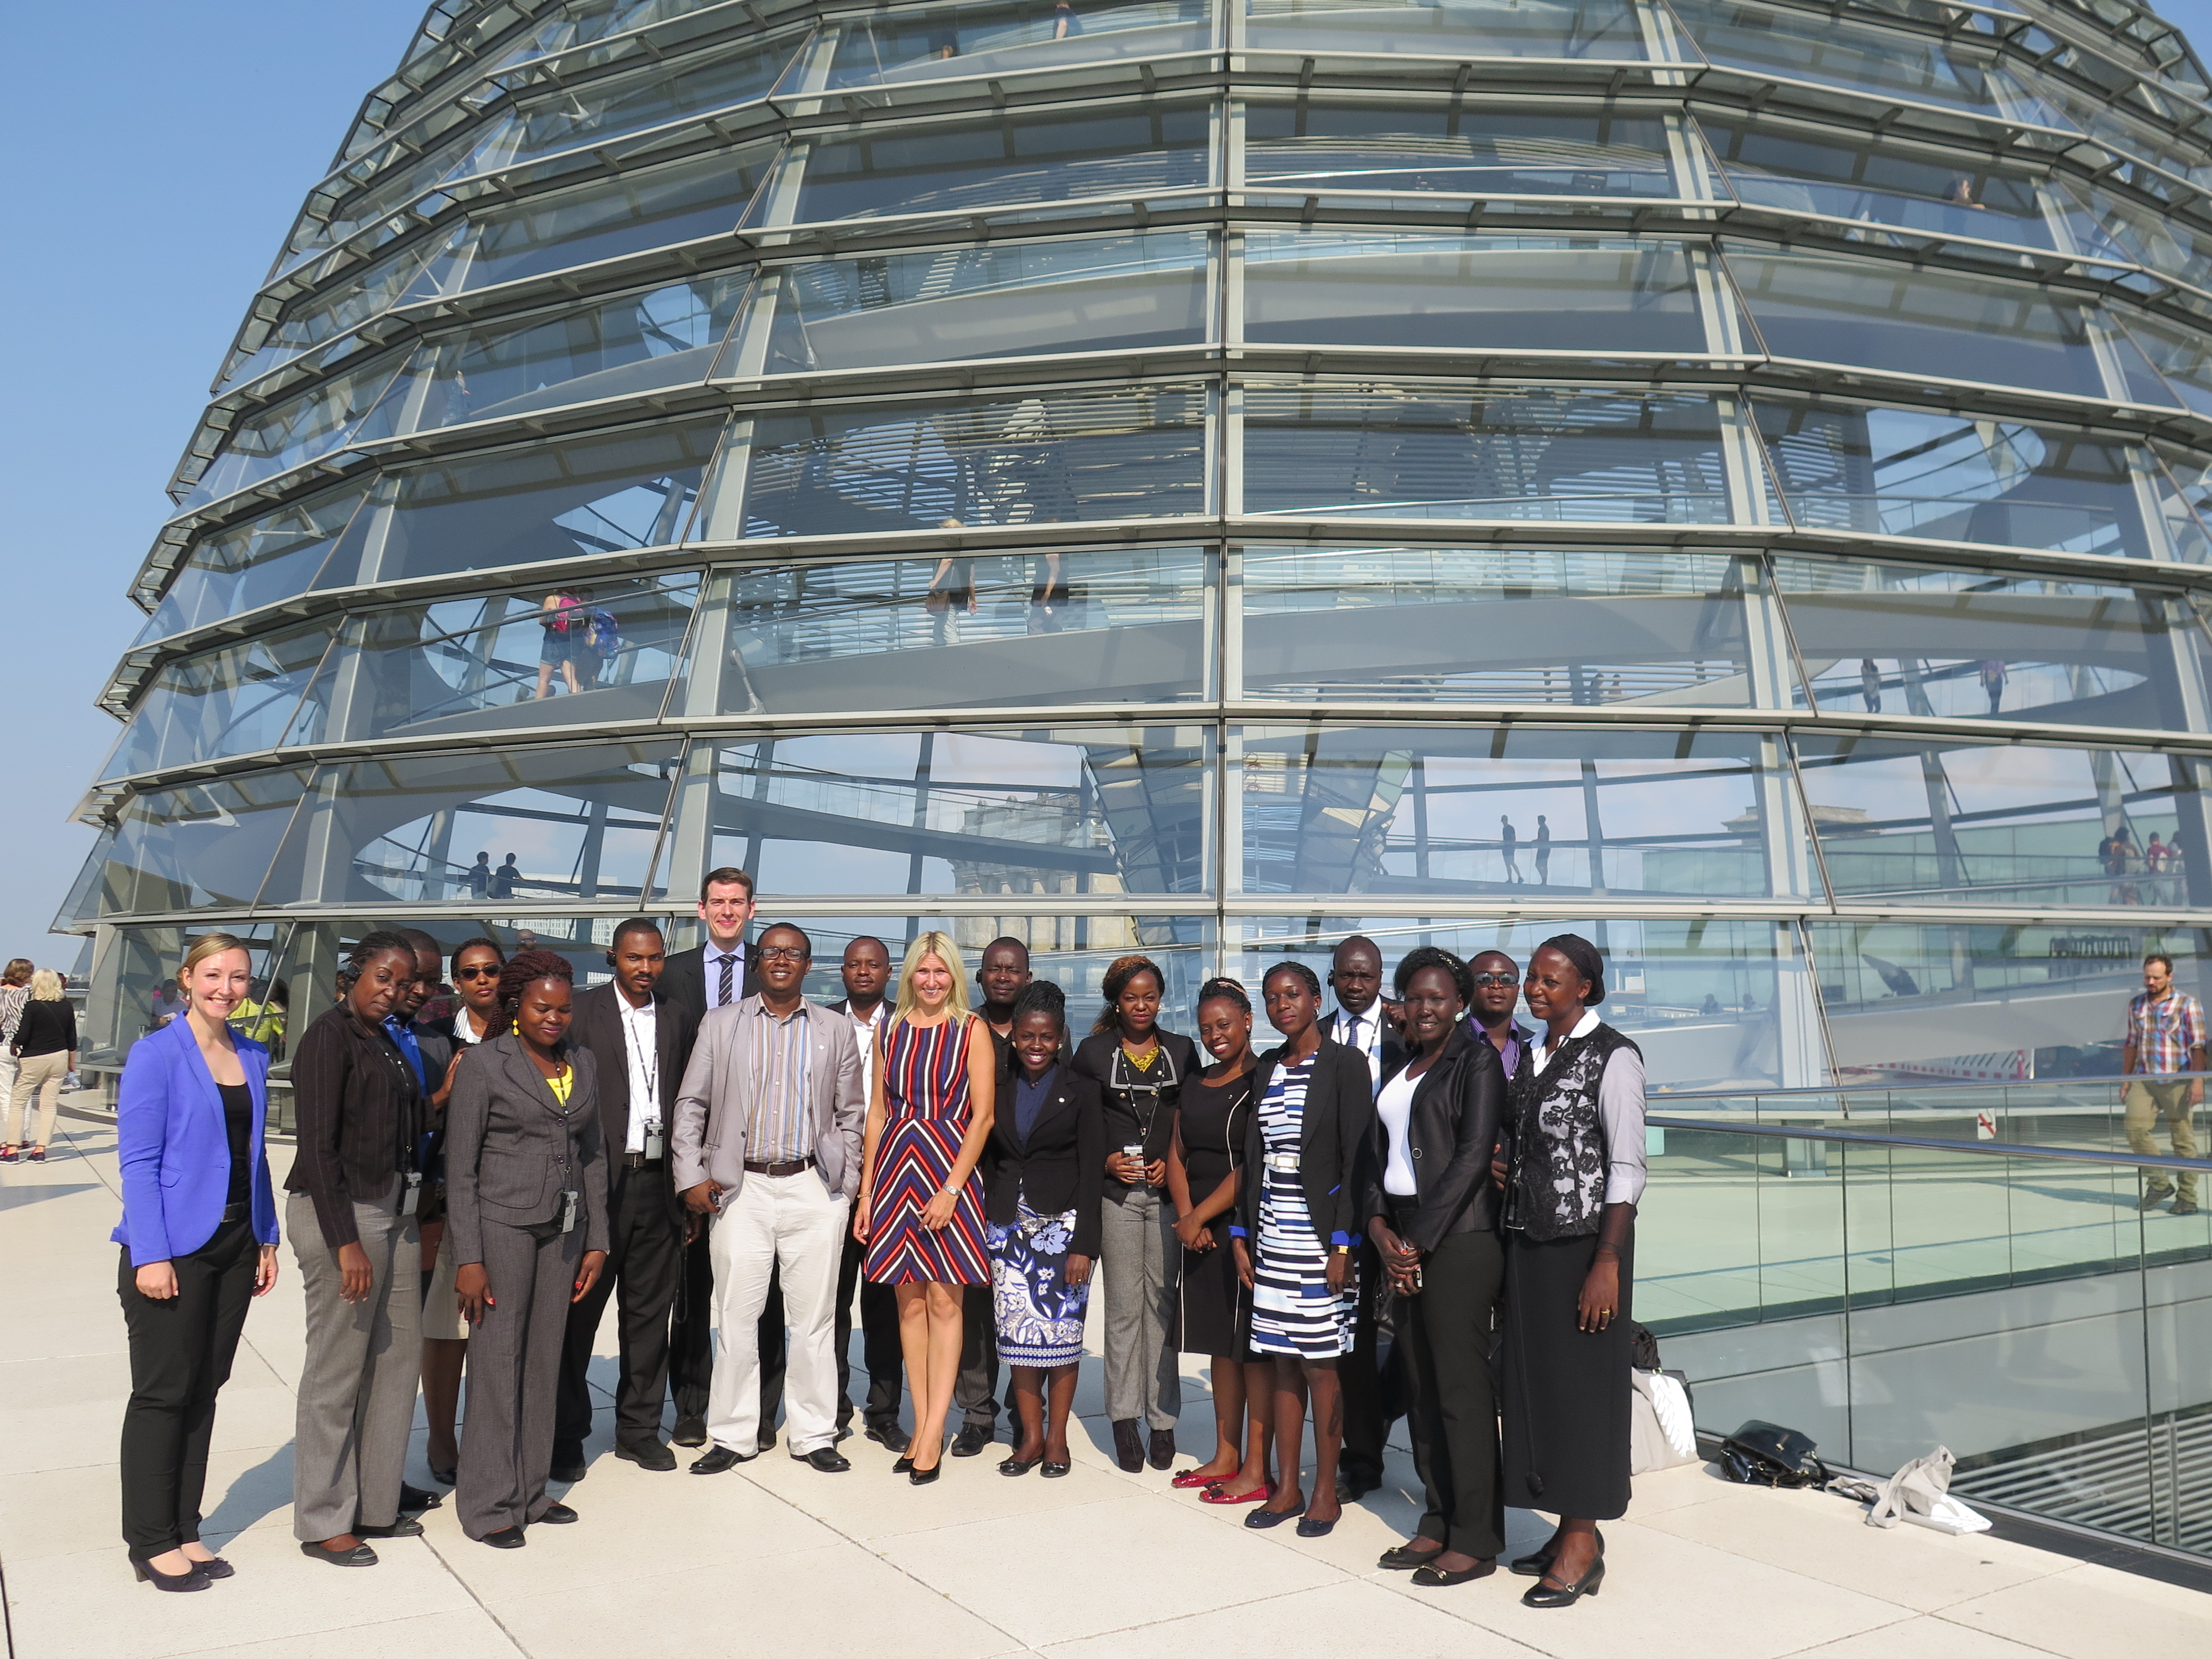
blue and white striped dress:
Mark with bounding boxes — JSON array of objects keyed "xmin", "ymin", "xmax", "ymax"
[{"xmin": 1249, "ymin": 1056, "xmax": 1356, "ymax": 1358}]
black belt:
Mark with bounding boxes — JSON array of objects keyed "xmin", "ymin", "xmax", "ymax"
[
  {"xmin": 744, "ymin": 1155, "xmax": 815, "ymax": 1177},
  {"xmin": 622, "ymin": 1152, "xmax": 664, "ymax": 1170},
  {"xmin": 220, "ymin": 1201, "xmax": 251, "ymax": 1223}
]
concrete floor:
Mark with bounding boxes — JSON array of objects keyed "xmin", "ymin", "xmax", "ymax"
[{"xmin": 6, "ymin": 1113, "xmax": 2210, "ymax": 1659}]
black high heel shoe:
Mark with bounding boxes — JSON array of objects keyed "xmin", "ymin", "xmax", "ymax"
[
  {"xmin": 1522, "ymin": 1554, "xmax": 1605, "ymax": 1608},
  {"xmin": 909, "ymin": 1459, "xmax": 943, "ymax": 1486},
  {"xmin": 184, "ymin": 1554, "xmax": 234, "ymax": 1580},
  {"xmin": 133, "ymin": 1557, "xmax": 210, "ymax": 1593},
  {"xmin": 1510, "ymin": 1527, "xmax": 1601, "ymax": 1578}
]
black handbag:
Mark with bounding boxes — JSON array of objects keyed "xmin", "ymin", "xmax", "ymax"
[{"xmin": 1718, "ymin": 1420, "xmax": 1828, "ymax": 1488}]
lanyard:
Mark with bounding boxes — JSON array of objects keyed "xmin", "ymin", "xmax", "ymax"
[{"xmin": 618, "ymin": 996, "xmax": 660, "ymax": 1117}]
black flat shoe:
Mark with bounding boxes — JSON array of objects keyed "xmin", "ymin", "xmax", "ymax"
[
  {"xmin": 865, "ymin": 1422, "xmax": 911, "ymax": 1454},
  {"xmin": 1112, "ymin": 1420, "xmax": 1145, "ymax": 1473},
  {"xmin": 399, "ymin": 1483, "xmax": 444, "ymax": 1512},
  {"xmin": 133, "ymin": 1558, "xmax": 210, "ymax": 1592},
  {"xmin": 1041, "ymin": 1460, "xmax": 1071, "ymax": 1478},
  {"xmin": 1523, "ymin": 1556, "xmax": 1604, "ymax": 1608},
  {"xmin": 614, "ymin": 1439, "xmax": 677, "ymax": 1472},
  {"xmin": 672, "ymin": 1415, "xmax": 708, "ymax": 1447},
  {"xmin": 1244, "ymin": 1499, "xmax": 1307, "ymax": 1530},
  {"xmin": 354, "ymin": 1516, "xmax": 424, "ymax": 1538},
  {"xmin": 1413, "ymin": 1560, "xmax": 1496, "ymax": 1588},
  {"xmin": 479, "ymin": 1527, "xmax": 526, "ymax": 1550},
  {"xmin": 300, "ymin": 1539, "xmax": 378, "ymax": 1567},
  {"xmin": 909, "ymin": 1462, "xmax": 942, "ymax": 1486},
  {"xmin": 536, "ymin": 1503, "xmax": 578, "ymax": 1524},
  {"xmin": 1380, "ymin": 1542, "xmax": 1444, "ymax": 1571},
  {"xmin": 690, "ymin": 1445, "xmax": 752, "ymax": 1474},
  {"xmin": 1296, "ymin": 1513, "xmax": 1338, "ymax": 1538},
  {"xmin": 999, "ymin": 1452, "xmax": 1042, "ymax": 1477},
  {"xmin": 794, "ymin": 1447, "xmax": 851, "ymax": 1472}
]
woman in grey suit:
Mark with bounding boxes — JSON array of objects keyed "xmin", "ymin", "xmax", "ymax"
[{"xmin": 446, "ymin": 950, "xmax": 608, "ymax": 1546}]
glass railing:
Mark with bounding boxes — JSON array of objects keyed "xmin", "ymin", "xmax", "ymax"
[{"xmin": 1642, "ymin": 1091, "xmax": 2212, "ymax": 1554}]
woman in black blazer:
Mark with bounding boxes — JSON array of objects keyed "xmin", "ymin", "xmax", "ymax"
[
  {"xmin": 983, "ymin": 982, "xmax": 1103, "ymax": 1478},
  {"xmin": 1230, "ymin": 961, "xmax": 1375, "ymax": 1538},
  {"xmin": 1366, "ymin": 947, "xmax": 1506, "ymax": 1587}
]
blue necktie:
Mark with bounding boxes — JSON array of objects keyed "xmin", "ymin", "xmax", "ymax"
[{"xmin": 383, "ymin": 1017, "xmax": 426, "ymax": 1089}]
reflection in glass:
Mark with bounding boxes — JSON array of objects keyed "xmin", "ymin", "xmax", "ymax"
[
  {"xmin": 1241, "ymin": 545, "xmax": 1753, "ymax": 705},
  {"xmin": 387, "ymin": 274, "xmax": 750, "ymax": 433},
  {"xmin": 1773, "ymin": 557, "xmax": 2212, "ymax": 733},
  {"xmin": 182, "ymin": 355, "xmax": 407, "ymax": 509},
  {"xmin": 731, "ymin": 387, "xmax": 1206, "ymax": 538},
  {"xmin": 817, "ymin": 0, "xmax": 1212, "ymax": 91},
  {"xmin": 1245, "ymin": 0, "xmax": 1646, "ymax": 56},
  {"xmin": 276, "ymin": 742, "xmax": 683, "ymax": 907},
  {"xmin": 1754, "ymin": 399, "xmax": 2160, "ymax": 559},
  {"xmin": 1238, "ymin": 723, "xmax": 1806, "ymax": 898},
  {"xmin": 706, "ymin": 725, "xmax": 1211, "ymax": 896},
  {"xmin": 759, "ymin": 232, "xmax": 1209, "ymax": 375},
  {"xmin": 1243, "ymin": 103, "xmax": 1676, "ymax": 200},
  {"xmin": 339, "ymin": 419, "xmax": 721, "ymax": 585},
  {"xmin": 712, "ymin": 547, "xmax": 1206, "ymax": 713},
  {"xmin": 2116, "ymin": 310, "xmax": 2212, "ymax": 419},
  {"xmin": 787, "ymin": 105, "xmax": 1212, "ymax": 224},
  {"xmin": 2056, "ymin": 176, "xmax": 2212, "ymax": 293},
  {"xmin": 137, "ymin": 487, "xmax": 368, "ymax": 644},
  {"xmin": 1793, "ymin": 734, "xmax": 2199, "ymax": 907},
  {"xmin": 340, "ymin": 575, "xmax": 699, "ymax": 742},
  {"xmin": 1242, "ymin": 384, "xmax": 1743, "ymax": 524},
  {"xmin": 1725, "ymin": 246, "xmax": 2109, "ymax": 399},
  {"xmin": 80, "ymin": 923, "xmax": 290, "ymax": 1067},
  {"xmin": 1243, "ymin": 231, "xmax": 1706, "ymax": 353},
  {"xmin": 490, "ymin": 34, "xmax": 802, "ymax": 173},
  {"xmin": 100, "ymin": 623, "xmax": 337, "ymax": 781},
  {"xmin": 88, "ymin": 771, "xmax": 312, "ymax": 919}
]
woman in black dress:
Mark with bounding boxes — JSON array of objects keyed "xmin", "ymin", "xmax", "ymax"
[
  {"xmin": 1499, "ymin": 935, "xmax": 1646, "ymax": 1609},
  {"xmin": 1166, "ymin": 978, "xmax": 1271, "ymax": 1500}
]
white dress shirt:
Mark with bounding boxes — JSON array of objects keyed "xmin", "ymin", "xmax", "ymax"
[
  {"xmin": 451, "ymin": 1008, "xmax": 491, "ymax": 1045},
  {"xmin": 1332, "ymin": 1006, "xmax": 1384, "ymax": 1091},
  {"xmin": 617, "ymin": 994, "xmax": 661, "ymax": 1154},
  {"xmin": 706, "ymin": 942, "xmax": 748, "ymax": 1009},
  {"xmin": 1534, "ymin": 1008, "xmax": 1648, "ymax": 1206},
  {"xmin": 846, "ymin": 1001, "xmax": 891, "ymax": 1114}
]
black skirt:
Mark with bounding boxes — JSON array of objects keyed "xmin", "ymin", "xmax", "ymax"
[{"xmin": 1499, "ymin": 1229, "xmax": 1633, "ymax": 1521}]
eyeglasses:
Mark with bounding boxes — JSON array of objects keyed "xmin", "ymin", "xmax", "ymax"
[
  {"xmin": 453, "ymin": 966, "xmax": 500, "ymax": 980},
  {"xmin": 757, "ymin": 945, "xmax": 811, "ymax": 963},
  {"xmin": 1470, "ymin": 972, "xmax": 1517, "ymax": 988}
]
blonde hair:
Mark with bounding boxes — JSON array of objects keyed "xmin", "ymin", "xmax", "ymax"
[
  {"xmin": 176, "ymin": 932, "xmax": 251, "ymax": 992},
  {"xmin": 28, "ymin": 969, "xmax": 64, "ymax": 1003},
  {"xmin": 893, "ymin": 931, "xmax": 970, "ymax": 1023}
]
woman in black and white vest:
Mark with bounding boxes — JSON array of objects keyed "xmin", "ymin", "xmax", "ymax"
[{"xmin": 1498, "ymin": 933, "xmax": 1646, "ymax": 1609}]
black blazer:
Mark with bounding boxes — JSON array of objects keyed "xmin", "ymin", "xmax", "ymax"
[
  {"xmin": 1233, "ymin": 1036, "xmax": 1375, "ymax": 1250},
  {"xmin": 984, "ymin": 1063, "xmax": 1105, "ymax": 1258},
  {"xmin": 1364, "ymin": 1027, "xmax": 1505, "ymax": 1251},
  {"xmin": 571, "ymin": 982, "xmax": 701, "ymax": 1226},
  {"xmin": 661, "ymin": 941, "xmax": 762, "ymax": 1024},
  {"xmin": 1070, "ymin": 1027, "xmax": 1203, "ymax": 1183},
  {"xmin": 285, "ymin": 1005, "xmax": 424, "ymax": 1251}
]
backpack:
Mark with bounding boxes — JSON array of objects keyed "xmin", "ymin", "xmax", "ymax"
[{"xmin": 585, "ymin": 608, "xmax": 623, "ymax": 659}]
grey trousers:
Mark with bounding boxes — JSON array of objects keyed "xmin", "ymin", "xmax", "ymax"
[
  {"xmin": 1100, "ymin": 1185, "xmax": 1181, "ymax": 1429},
  {"xmin": 460, "ymin": 1215, "xmax": 581, "ymax": 1538},
  {"xmin": 289, "ymin": 1184, "xmax": 421, "ymax": 1540}
]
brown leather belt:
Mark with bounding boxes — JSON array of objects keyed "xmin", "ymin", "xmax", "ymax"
[
  {"xmin": 622, "ymin": 1152, "xmax": 662, "ymax": 1170},
  {"xmin": 744, "ymin": 1155, "xmax": 816, "ymax": 1177}
]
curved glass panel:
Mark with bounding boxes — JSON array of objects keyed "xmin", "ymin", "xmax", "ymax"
[
  {"xmin": 786, "ymin": 104, "xmax": 1212, "ymax": 225},
  {"xmin": 758, "ymin": 231, "xmax": 1210, "ymax": 376},
  {"xmin": 269, "ymin": 740, "xmax": 684, "ymax": 907},
  {"xmin": 1792, "ymin": 734, "xmax": 2199, "ymax": 907},
  {"xmin": 2116, "ymin": 310, "xmax": 2212, "ymax": 418},
  {"xmin": 1243, "ymin": 103, "xmax": 1677, "ymax": 201},
  {"xmin": 492, "ymin": 33, "xmax": 805, "ymax": 170},
  {"xmin": 1725, "ymin": 246, "xmax": 2110, "ymax": 399},
  {"xmin": 335, "ymin": 419, "xmax": 722, "ymax": 586},
  {"xmin": 228, "ymin": 234, "xmax": 453, "ymax": 389},
  {"xmin": 1243, "ymin": 231, "xmax": 1707, "ymax": 353},
  {"xmin": 724, "ymin": 385, "xmax": 1207, "ymax": 538},
  {"xmin": 336, "ymin": 575, "xmax": 700, "ymax": 743},
  {"xmin": 137, "ymin": 486, "xmax": 368, "ymax": 645},
  {"xmin": 184, "ymin": 356, "xmax": 407, "ymax": 510},
  {"xmin": 88, "ymin": 770, "xmax": 312, "ymax": 918},
  {"xmin": 387, "ymin": 273, "xmax": 750, "ymax": 434},
  {"xmin": 1243, "ymin": 0, "xmax": 1647, "ymax": 58},
  {"xmin": 1240, "ymin": 545, "xmax": 1754, "ymax": 705},
  {"xmin": 1772, "ymin": 556, "xmax": 2212, "ymax": 733},
  {"xmin": 1753, "ymin": 399, "xmax": 2162, "ymax": 559},
  {"xmin": 1242, "ymin": 384, "xmax": 1744, "ymax": 524},
  {"xmin": 704, "ymin": 724, "xmax": 1213, "ymax": 896},
  {"xmin": 816, "ymin": 0, "xmax": 1214, "ymax": 91},
  {"xmin": 2054, "ymin": 176, "xmax": 2212, "ymax": 291},
  {"xmin": 100, "ymin": 622, "xmax": 337, "ymax": 781},
  {"xmin": 709, "ymin": 546, "xmax": 1207, "ymax": 713},
  {"xmin": 1236, "ymin": 723, "xmax": 1809, "ymax": 899}
]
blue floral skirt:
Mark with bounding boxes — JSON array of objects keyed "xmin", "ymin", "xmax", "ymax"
[{"xmin": 987, "ymin": 1198, "xmax": 1090, "ymax": 1368}]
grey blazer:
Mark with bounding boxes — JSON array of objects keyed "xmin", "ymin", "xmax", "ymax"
[
  {"xmin": 671, "ymin": 995, "xmax": 865, "ymax": 1206},
  {"xmin": 445, "ymin": 1034, "xmax": 609, "ymax": 1265}
]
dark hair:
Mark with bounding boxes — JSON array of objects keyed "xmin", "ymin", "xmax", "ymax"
[
  {"xmin": 335, "ymin": 931, "xmax": 416, "ymax": 997},
  {"xmin": 1011, "ymin": 979, "xmax": 1067, "ymax": 1032},
  {"xmin": 1395, "ymin": 945, "xmax": 1472, "ymax": 1004},
  {"xmin": 700, "ymin": 866, "xmax": 755, "ymax": 902},
  {"xmin": 451, "ymin": 936, "xmax": 507, "ymax": 967},
  {"xmin": 1262, "ymin": 959, "xmax": 1321, "ymax": 1000},
  {"xmin": 1092, "ymin": 954, "xmax": 1166, "ymax": 1034},
  {"xmin": 983, "ymin": 935, "xmax": 1030, "ymax": 963},
  {"xmin": 1536, "ymin": 932, "xmax": 1606, "ymax": 1006},
  {"xmin": 611, "ymin": 917, "xmax": 665, "ymax": 950},
  {"xmin": 397, "ymin": 928, "xmax": 444, "ymax": 969},
  {"xmin": 2147, "ymin": 952, "xmax": 2177, "ymax": 973},
  {"xmin": 759, "ymin": 921, "xmax": 813, "ymax": 957},
  {"xmin": 1196, "ymin": 976, "xmax": 1250, "ymax": 1016},
  {"xmin": 492, "ymin": 949, "xmax": 576, "ymax": 1036}
]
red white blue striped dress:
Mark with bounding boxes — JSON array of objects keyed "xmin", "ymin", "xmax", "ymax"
[{"xmin": 863, "ymin": 1014, "xmax": 990, "ymax": 1286}]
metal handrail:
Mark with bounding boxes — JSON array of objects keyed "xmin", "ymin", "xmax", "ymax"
[
  {"xmin": 1646, "ymin": 1112, "xmax": 2212, "ymax": 1176},
  {"xmin": 1659, "ymin": 1073, "xmax": 2212, "ymax": 1099}
]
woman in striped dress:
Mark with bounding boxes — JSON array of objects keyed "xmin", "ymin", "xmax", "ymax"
[
  {"xmin": 855, "ymin": 931, "xmax": 997, "ymax": 1484},
  {"xmin": 1230, "ymin": 962, "xmax": 1376, "ymax": 1538}
]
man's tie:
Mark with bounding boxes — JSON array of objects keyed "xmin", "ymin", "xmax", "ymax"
[{"xmin": 716, "ymin": 951, "xmax": 735, "ymax": 1008}]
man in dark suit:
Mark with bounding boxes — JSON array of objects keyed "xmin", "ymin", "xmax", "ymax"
[
  {"xmin": 552, "ymin": 919, "xmax": 701, "ymax": 1479},
  {"xmin": 827, "ymin": 936, "xmax": 907, "ymax": 1451},
  {"xmin": 658, "ymin": 868, "xmax": 780, "ymax": 1448}
]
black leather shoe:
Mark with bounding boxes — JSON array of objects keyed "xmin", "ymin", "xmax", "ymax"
[
  {"xmin": 134, "ymin": 1557, "xmax": 211, "ymax": 1591},
  {"xmin": 690, "ymin": 1445, "xmax": 750, "ymax": 1474},
  {"xmin": 952, "ymin": 1423, "xmax": 995, "ymax": 1458},
  {"xmin": 672, "ymin": 1415, "xmax": 708, "ymax": 1447},
  {"xmin": 1147, "ymin": 1429, "xmax": 1176, "ymax": 1471},
  {"xmin": 615, "ymin": 1439, "xmax": 678, "ymax": 1472},
  {"xmin": 1040, "ymin": 1460, "xmax": 1071, "ymax": 1478},
  {"xmin": 865, "ymin": 1422, "xmax": 911, "ymax": 1454},
  {"xmin": 1415, "ymin": 1559, "xmax": 1497, "ymax": 1588},
  {"xmin": 1510, "ymin": 1528, "xmax": 1598, "ymax": 1577},
  {"xmin": 185, "ymin": 1555, "xmax": 234, "ymax": 1580},
  {"xmin": 1380, "ymin": 1542, "xmax": 1443, "ymax": 1571},
  {"xmin": 1112, "ymin": 1419, "xmax": 1145, "ymax": 1472},
  {"xmin": 399, "ymin": 1483, "xmax": 444, "ymax": 1512},
  {"xmin": 893, "ymin": 1454, "xmax": 915, "ymax": 1475},
  {"xmin": 1335, "ymin": 1473, "xmax": 1380, "ymax": 1501},
  {"xmin": 1296, "ymin": 1513, "xmax": 1337, "ymax": 1537},
  {"xmin": 549, "ymin": 1442, "xmax": 587, "ymax": 1483},
  {"xmin": 794, "ymin": 1446, "xmax": 852, "ymax": 1472},
  {"xmin": 836, "ymin": 1424, "xmax": 854, "ymax": 1441},
  {"xmin": 999, "ymin": 1452, "xmax": 1042, "ymax": 1477},
  {"xmin": 536, "ymin": 1503, "xmax": 578, "ymax": 1524},
  {"xmin": 909, "ymin": 1462, "xmax": 942, "ymax": 1485},
  {"xmin": 1245, "ymin": 1500, "xmax": 1307, "ymax": 1530},
  {"xmin": 1522, "ymin": 1556, "xmax": 1604, "ymax": 1606},
  {"xmin": 354, "ymin": 1516, "xmax": 424, "ymax": 1538},
  {"xmin": 300, "ymin": 1540, "xmax": 378, "ymax": 1567},
  {"xmin": 479, "ymin": 1527, "xmax": 526, "ymax": 1550}
]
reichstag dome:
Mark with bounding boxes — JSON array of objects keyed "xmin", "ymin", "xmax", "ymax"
[{"xmin": 65, "ymin": 0, "xmax": 2212, "ymax": 1094}]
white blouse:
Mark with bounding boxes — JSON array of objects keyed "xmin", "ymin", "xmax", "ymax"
[{"xmin": 1375, "ymin": 1068, "xmax": 1420, "ymax": 1197}]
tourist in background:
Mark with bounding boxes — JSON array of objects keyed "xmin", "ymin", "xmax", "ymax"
[
  {"xmin": 0, "ymin": 957, "xmax": 32, "ymax": 1131},
  {"xmin": 113, "ymin": 935, "xmax": 280, "ymax": 1592},
  {"xmin": 2122, "ymin": 951, "xmax": 2204, "ymax": 1216},
  {"xmin": 3, "ymin": 968, "xmax": 77, "ymax": 1164}
]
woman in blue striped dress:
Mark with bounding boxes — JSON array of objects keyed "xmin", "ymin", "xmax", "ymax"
[{"xmin": 1230, "ymin": 961, "xmax": 1376, "ymax": 1538}]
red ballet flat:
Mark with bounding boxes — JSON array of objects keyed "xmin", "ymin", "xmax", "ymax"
[
  {"xmin": 1173, "ymin": 1468, "xmax": 1234, "ymax": 1489},
  {"xmin": 1200, "ymin": 1482, "xmax": 1274, "ymax": 1505}
]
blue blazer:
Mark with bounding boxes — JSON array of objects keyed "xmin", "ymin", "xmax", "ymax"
[{"xmin": 111, "ymin": 1016, "xmax": 279, "ymax": 1266}]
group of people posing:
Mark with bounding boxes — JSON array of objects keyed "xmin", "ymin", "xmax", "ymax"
[{"xmin": 108, "ymin": 870, "xmax": 1646, "ymax": 1613}]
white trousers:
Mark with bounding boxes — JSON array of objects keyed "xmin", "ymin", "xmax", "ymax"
[{"xmin": 707, "ymin": 1171, "xmax": 848, "ymax": 1455}]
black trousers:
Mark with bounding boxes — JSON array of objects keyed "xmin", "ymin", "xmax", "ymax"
[
  {"xmin": 955, "ymin": 1283, "xmax": 1001, "ymax": 1429},
  {"xmin": 670, "ymin": 1224, "xmax": 784, "ymax": 1432},
  {"xmin": 555, "ymin": 1162, "xmax": 684, "ymax": 1451},
  {"xmin": 834, "ymin": 1231, "xmax": 904, "ymax": 1430},
  {"xmin": 118, "ymin": 1213, "xmax": 257, "ymax": 1559},
  {"xmin": 1338, "ymin": 1236, "xmax": 1396, "ymax": 1486},
  {"xmin": 1396, "ymin": 1223, "xmax": 1505, "ymax": 1558}
]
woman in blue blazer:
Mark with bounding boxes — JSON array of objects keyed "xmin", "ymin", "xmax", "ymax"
[{"xmin": 113, "ymin": 933, "xmax": 280, "ymax": 1592}]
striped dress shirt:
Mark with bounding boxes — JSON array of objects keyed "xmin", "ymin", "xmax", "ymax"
[{"xmin": 749, "ymin": 999, "xmax": 815, "ymax": 1161}]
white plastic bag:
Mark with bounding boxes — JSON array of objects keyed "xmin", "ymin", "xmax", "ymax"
[{"xmin": 1630, "ymin": 1369, "xmax": 1698, "ymax": 1473}]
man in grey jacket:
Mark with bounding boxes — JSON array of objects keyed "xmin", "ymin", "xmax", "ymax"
[{"xmin": 671, "ymin": 923, "xmax": 866, "ymax": 1474}]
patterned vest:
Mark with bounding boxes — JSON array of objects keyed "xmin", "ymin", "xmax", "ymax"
[{"xmin": 1506, "ymin": 1021, "xmax": 1640, "ymax": 1242}]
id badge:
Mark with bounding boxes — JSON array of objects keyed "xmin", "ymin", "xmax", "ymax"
[
  {"xmin": 644, "ymin": 1122, "xmax": 665, "ymax": 1160},
  {"xmin": 560, "ymin": 1189, "xmax": 579, "ymax": 1234},
  {"xmin": 400, "ymin": 1171, "xmax": 422, "ymax": 1217}
]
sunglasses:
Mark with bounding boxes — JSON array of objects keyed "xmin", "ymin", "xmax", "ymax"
[
  {"xmin": 453, "ymin": 965, "xmax": 500, "ymax": 980},
  {"xmin": 1470, "ymin": 972, "xmax": 1517, "ymax": 988}
]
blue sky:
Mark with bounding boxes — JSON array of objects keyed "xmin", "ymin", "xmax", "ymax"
[{"xmin": 6, "ymin": 0, "xmax": 2212, "ymax": 966}]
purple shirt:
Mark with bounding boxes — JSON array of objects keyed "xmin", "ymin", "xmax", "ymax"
[{"xmin": 1472, "ymin": 1016, "xmax": 1532, "ymax": 1078}]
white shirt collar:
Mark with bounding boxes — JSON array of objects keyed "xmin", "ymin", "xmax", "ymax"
[{"xmin": 1537, "ymin": 1008, "xmax": 1603, "ymax": 1068}]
